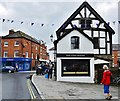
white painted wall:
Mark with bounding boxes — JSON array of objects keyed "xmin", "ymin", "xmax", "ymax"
[
  {"xmin": 57, "ymin": 57, "xmax": 95, "ymax": 83},
  {"xmin": 57, "ymin": 30, "xmax": 94, "ymax": 53},
  {"xmin": 56, "ymin": 30, "xmax": 95, "ymax": 83}
]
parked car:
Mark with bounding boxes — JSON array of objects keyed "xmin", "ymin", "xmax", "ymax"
[{"xmin": 2, "ymin": 66, "xmax": 15, "ymax": 73}]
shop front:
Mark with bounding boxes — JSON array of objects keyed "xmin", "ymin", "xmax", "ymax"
[
  {"xmin": 1, "ymin": 58, "xmax": 32, "ymax": 71},
  {"xmin": 56, "ymin": 54, "xmax": 94, "ymax": 83}
]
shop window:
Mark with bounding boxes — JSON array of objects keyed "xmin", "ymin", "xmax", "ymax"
[
  {"xmin": 71, "ymin": 36, "xmax": 79, "ymax": 49},
  {"xmin": 4, "ymin": 41, "xmax": 8, "ymax": 47},
  {"xmin": 3, "ymin": 51, "xmax": 8, "ymax": 57},
  {"xmin": 14, "ymin": 41, "xmax": 19, "ymax": 46},
  {"xmin": 61, "ymin": 59, "xmax": 90, "ymax": 76}
]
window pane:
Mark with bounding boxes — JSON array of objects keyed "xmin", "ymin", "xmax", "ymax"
[
  {"xmin": 4, "ymin": 42, "xmax": 8, "ymax": 47},
  {"xmin": 4, "ymin": 51, "xmax": 8, "ymax": 57},
  {"xmin": 14, "ymin": 50, "xmax": 19, "ymax": 57},
  {"xmin": 26, "ymin": 52, "xmax": 28, "ymax": 58},
  {"xmin": 71, "ymin": 36, "xmax": 79, "ymax": 49},
  {"xmin": 14, "ymin": 41, "xmax": 19, "ymax": 46},
  {"xmin": 62, "ymin": 59, "xmax": 90, "ymax": 76}
]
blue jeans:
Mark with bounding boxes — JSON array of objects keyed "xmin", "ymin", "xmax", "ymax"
[{"xmin": 104, "ymin": 85, "xmax": 110, "ymax": 94}]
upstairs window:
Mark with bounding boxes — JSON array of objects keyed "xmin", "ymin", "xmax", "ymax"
[
  {"xmin": 71, "ymin": 36, "xmax": 79, "ymax": 49},
  {"xmin": 14, "ymin": 41, "xmax": 19, "ymax": 46},
  {"xmin": 14, "ymin": 50, "xmax": 19, "ymax": 57},
  {"xmin": 26, "ymin": 52, "xmax": 28, "ymax": 58},
  {"xmin": 4, "ymin": 42, "xmax": 8, "ymax": 47},
  {"xmin": 3, "ymin": 51, "xmax": 8, "ymax": 57}
]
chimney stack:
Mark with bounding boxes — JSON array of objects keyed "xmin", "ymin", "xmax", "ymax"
[{"xmin": 9, "ymin": 29, "xmax": 14, "ymax": 34}]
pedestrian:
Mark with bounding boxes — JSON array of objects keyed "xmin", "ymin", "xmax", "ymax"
[
  {"xmin": 100, "ymin": 65, "xmax": 112, "ymax": 100},
  {"xmin": 16, "ymin": 64, "xmax": 18, "ymax": 72},
  {"xmin": 48, "ymin": 66, "xmax": 53, "ymax": 79}
]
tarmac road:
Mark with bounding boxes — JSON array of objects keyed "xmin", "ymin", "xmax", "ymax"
[{"xmin": 2, "ymin": 72, "xmax": 31, "ymax": 100}]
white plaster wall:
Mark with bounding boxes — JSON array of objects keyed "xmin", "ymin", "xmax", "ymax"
[
  {"xmin": 57, "ymin": 30, "xmax": 94, "ymax": 53},
  {"xmin": 57, "ymin": 57, "xmax": 95, "ymax": 83}
]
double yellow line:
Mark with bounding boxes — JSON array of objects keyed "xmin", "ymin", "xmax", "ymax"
[{"xmin": 27, "ymin": 79, "xmax": 36, "ymax": 99}]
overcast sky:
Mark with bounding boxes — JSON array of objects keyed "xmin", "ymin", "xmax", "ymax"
[{"xmin": 0, "ymin": 0, "xmax": 119, "ymax": 60}]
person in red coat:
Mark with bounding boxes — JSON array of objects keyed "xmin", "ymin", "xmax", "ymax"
[{"xmin": 101, "ymin": 65, "xmax": 112, "ymax": 100}]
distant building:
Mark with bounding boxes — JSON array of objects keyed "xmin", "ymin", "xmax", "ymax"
[
  {"xmin": 112, "ymin": 44, "xmax": 120, "ymax": 67},
  {"xmin": 1, "ymin": 29, "xmax": 49, "ymax": 71}
]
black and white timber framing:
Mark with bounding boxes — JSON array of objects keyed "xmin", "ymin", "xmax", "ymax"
[{"xmin": 55, "ymin": 1, "xmax": 115, "ymax": 55}]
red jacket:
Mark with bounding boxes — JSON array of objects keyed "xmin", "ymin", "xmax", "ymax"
[{"xmin": 101, "ymin": 70, "xmax": 112, "ymax": 85}]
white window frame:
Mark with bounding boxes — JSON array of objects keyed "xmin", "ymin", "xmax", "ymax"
[
  {"xmin": 4, "ymin": 41, "xmax": 8, "ymax": 47},
  {"xmin": 36, "ymin": 54, "xmax": 37, "ymax": 59},
  {"xmin": 14, "ymin": 41, "xmax": 19, "ymax": 46},
  {"xmin": 26, "ymin": 52, "xmax": 28, "ymax": 58},
  {"xmin": 3, "ymin": 51, "xmax": 8, "ymax": 57},
  {"xmin": 32, "ymin": 53, "xmax": 33, "ymax": 59},
  {"xmin": 36, "ymin": 46, "xmax": 38, "ymax": 50},
  {"xmin": 14, "ymin": 50, "xmax": 19, "ymax": 57}
]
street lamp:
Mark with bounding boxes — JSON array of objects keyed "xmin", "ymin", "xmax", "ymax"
[
  {"xmin": 50, "ymin": 34, "xmax": 56, "ymax": 80},
  {"xmin": 50, "ymin": 34, "xmax": 53, "ymax": 42}
]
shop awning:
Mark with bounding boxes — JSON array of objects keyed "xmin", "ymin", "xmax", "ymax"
[{"xmin": 94, "ymin": 59, "xmax": 109, "ymax": 64}]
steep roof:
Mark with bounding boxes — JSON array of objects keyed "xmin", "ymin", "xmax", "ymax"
[
  {"xmin": 55, "ymin": 28, "xmax": 94, "ymax": 44},
  {"xmin": 56, "ymin": 1, "xmax": 115, "ymax": 38},
  {"xmin": 2, "ymin": 30, "xmax": 40, "ymax": 44}
]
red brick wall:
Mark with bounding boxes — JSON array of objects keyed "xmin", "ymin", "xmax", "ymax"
[
  {"xmin": 2, "ymin": 37, "xmax": 49, "ymax": 69},
  {"xmin": 112, "ymin": 50, "xmax": 118, "ymax": 67}
]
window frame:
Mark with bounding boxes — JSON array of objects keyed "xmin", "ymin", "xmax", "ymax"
[
  {"xmin": 61, "ymin": 59, "xmax": 90, "ymax": 76},
  {"xmin": 14, "ymin": 50, "xmax": 19, "ymax": 57},
  {"xmin": 26, "ymin": 52, "xmax": 28, "ymax": 58},
  {"xmin": 71, "ymin": 36, "xmax": 80, "ymax": 49},
  {"xmin": 3, "ymin": 51, "xmax": 8, "ymax": 57},
  {"xmin": 14, "ymin": 41, "xmax": 19, "ymax": 46},
  {"xmin": 4, "ymin": 41, "xmax": 8, "ymax": 47}
]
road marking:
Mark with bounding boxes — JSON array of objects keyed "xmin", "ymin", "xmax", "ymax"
[{"xmin": 27, "ymin": 79, "xmax": 36, "ymax": 99}]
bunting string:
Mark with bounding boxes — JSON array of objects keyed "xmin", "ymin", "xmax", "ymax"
[
  {"xmin": 0, "ymin": 17, "xmax": 120, "ymax": 27},
  {"xmin": 0, "ymin": 18, "xmax": 55, "ymax": 27}
]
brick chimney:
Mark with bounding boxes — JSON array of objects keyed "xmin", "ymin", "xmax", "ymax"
[{"xmin": 9, "ymin": 29, "xmax": 15, "ymax": 34}]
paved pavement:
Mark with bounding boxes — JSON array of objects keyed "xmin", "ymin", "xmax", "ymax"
[{"xmin": 32, "ymin": 74, "xmax": 118, "ymax": 100}]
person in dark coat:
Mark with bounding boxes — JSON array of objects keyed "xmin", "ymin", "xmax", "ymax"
[{"xmin": 48, "ymin": 65, "xmax": 53, "ymax": 79}]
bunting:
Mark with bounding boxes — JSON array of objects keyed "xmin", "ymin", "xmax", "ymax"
[
  {"xmin": 0, "ymin": 18, "xmax": 55, "ymax": 27},
  {"xmin": 0, "ymin": 17, "xmax": 120, "ymax": 28}
]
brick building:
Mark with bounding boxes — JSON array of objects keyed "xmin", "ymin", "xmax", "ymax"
[
  {"xmin": 112, "ymin": 44, "xmax": 120, "ymax": 67},
  {"xmin": 1, "ymin": 29, "xmax": 49, "ymax": 70}
]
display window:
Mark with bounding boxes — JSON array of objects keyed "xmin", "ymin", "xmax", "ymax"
[{"xmin": 61, "ymin": 59, "xmax": 90, "ymax": 76}]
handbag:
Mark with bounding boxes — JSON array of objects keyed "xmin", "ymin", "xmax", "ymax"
[{"xmin": 45, "ymin": 73, "xmax": 48, "ymax": 78}]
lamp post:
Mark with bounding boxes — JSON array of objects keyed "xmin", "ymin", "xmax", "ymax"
[{"xmin": 50, "ymin": 34, "xmax": 56, "ymax": 80}]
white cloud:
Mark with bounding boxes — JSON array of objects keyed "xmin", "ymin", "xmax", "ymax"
[
  {"xmin": 0, "ymin": 1, "xmax": 119, "ymax": 60},
  {"xmin": 0, "ymin": 4, "xmax": 8, "ymax": 16}
]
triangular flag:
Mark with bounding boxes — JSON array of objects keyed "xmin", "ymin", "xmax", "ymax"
[
  {"xmin": 3, "ymin": 19, "xmax": 5, "ymax": 22},
  {"xmin": 118, "ymin": 21, "xmax": 120, "ymax": 24},
  {"xmin": 107, "ymin": 22, "xmax": 110, "ymax": 25},
  {"xmin": 41, "ymin": 24, "xmax": 44, "ymax": 26},
  {"xmin": 11, "ymin": 20, "xmax": 14, "ymax": 23},
  {"xmin": 31, "ymin": 23, "xmax": 34, "ymax": 26},
  {"xmin": 73, "ymin": 25, "xmax": 77, "ymax": 28},
  {"xmin": 21, "ymin": 22, "xmax": 23, "ymax": 24},
  {"xmin": 113, "ymin": 21, "xmax": 115, "ymax": 25},
  {"xmin": 52, "ymin": 24, "xmax": 54, "ymax": 26},
  {"xmin": 96, "ymin": 23, "xmax": 99, "ymax": 27}
]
